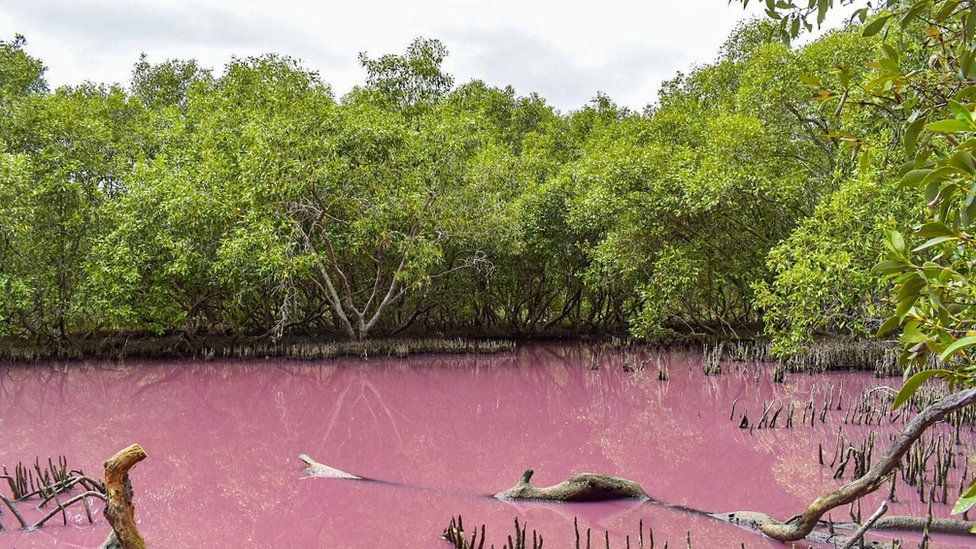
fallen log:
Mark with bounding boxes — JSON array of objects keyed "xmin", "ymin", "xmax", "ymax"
[
  {"xmin": 845, "ymin": 516, "xmax": 976, "ymax": 535},
  {"xmin": 494, "ymin": 469, "xmax": 648, "ymax": 502}
]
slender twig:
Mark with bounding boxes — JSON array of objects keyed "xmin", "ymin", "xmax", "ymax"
[
  {"xmin": 0, "ymin": 494, "xmax": 26, "ymax": 528},
  {"xmin": 32, "ymin": 491, "xmax": 106, "ymax": 528},
  {"xmin": 840, "ymin": 499, "xmax": 888, "ymax": 549}
]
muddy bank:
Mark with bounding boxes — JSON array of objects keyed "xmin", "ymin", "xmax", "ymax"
[
  {"xmin": 0, "ymin": 329, "xmax": 898, "ymax": 376},
  {"xmin": 0, "ymin": 334, "xmax": 515, "ymax": 362}
]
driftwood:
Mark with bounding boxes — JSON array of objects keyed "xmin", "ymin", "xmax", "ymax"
[
  {"xmin": 853, "ymin": 515, "xmax": 976, "ymax": 535},
  {"xmin": 299, "ymin": 454, "xmax": 362, "ymax": 480},
  {"xmin": 494, "ymin": 469, "xmax": 648, "ymax": 502},
  {"xmin": 100, "ymin": 444, "xmax": 148, "ymax": 549}
]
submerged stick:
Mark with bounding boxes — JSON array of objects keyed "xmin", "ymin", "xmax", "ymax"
[{"xmin": 33, "ymin": 491, "xmax": 106, "ymax": 529}]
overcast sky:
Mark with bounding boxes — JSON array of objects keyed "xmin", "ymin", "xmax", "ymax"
[{"xmin": 0, "ymin": 0, "xmax": 769, "ymax": 111}]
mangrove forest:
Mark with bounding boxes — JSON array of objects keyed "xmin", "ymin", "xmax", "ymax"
[{"xmin": 3, "ymin": 0, "xmax": 976, "ymax": 546}]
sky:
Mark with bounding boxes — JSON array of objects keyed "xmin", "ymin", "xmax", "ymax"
[{"xmin": 0, "ymin": 0, "xmax": 770, "ymax": 111}]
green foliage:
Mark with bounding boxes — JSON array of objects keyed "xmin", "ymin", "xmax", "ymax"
[
  {"xmin": 0, "ymin": 35, "xmax": 46, "ymax": 101},
  {"xmin": 358, "ymin": 37, "xmax": 454, "ymax": 111},
  {"xmin": 0, "ymin": 27, "xmax": 918, "ymax": 346},
  {"xmin": 756, "ymin": 168, "xmax": 918, "ymax": 353},
  {"xmin": 751, "ymin": 0, "xmax": 976, "ymax": 517},
  {"xmin": 130, "ymin": 54, "xmax": 212, "ymax": 109}
]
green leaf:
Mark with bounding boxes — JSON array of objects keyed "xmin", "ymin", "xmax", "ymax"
[
  {"xmin": 920, "ymin": 166, "xmax": 962, "ymax": 187},
  {"xmin": 936, "ymin": 0, "xmax": 960, "ymax": 23},
  {"xmin": 926, "ymin": 119, "xmax": 973, "ymax": 133},
  {"xmin": 940, "ymin": 335, "xmax": 976, "ymax": 360},
  {"xmin": 904, "ymin": 118, "xmax": 926, "ymax": 156},
  {"xmin": 894, "ymin": 369, "xmax": 950, "ymax": 410},
  {"xmin": 872, "ymin": 260, "xmax": 908, "ymax": 275},
  {"xmin": 912, "ymin": 235, "xmax": 958, "ymax": 251},
  {"xmin": 862, "ymin": 15, "xmax": 891, "ymax": 37},
  {"xmin": 885, "ymin": 230, "xmax": 906, "ymax": 254},
  {"xmin": 876, "ymin": 314, "xmax": 901, "ymax": 337},
  {"xmin": 915, "ymin": 222, "xmax": 953, "ymax": 238},
  {"xmin": 881, "ymin": 43, "xmax": 899, "ymax": 62},
  {"xmin": 899, "ymin": 168, "xmax": 931, "ymax": 187},
  {"xmin": 950, "ymin": 100, "xmax": 975, "ymax": 124},
  {"xmin": 952, "ymin": 490, "xmax": 976, "ymax": 515},
  {"xmin": 950, "ymin": 150, "xmax": 976, "ymax": 174},
  {"xmin": 800, "ymin": 74, "xmax": 822, "ymax": 87},
  {"xmin": 896, "ymin": 275, "xmax": 925, "ymax": 302}
]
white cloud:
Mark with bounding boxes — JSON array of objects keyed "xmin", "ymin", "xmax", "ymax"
[{"xmin": 0, "ymin": 0, "xmax": 766, "ymax": 110}]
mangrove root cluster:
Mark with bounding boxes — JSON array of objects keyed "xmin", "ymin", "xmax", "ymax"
[
  {"xmin": 0, "ymin": 444, "xmax": 148, "ymax": 549},
  {"xmin": 0, "ymin": 455, "xmax": 106, "ymax": 531},
  {"xmin": 443, "ymin": 515, "xmax": 544, "ymax": 549}
]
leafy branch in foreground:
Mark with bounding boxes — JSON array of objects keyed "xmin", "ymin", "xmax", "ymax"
[{"xmin": 751, "ymin": 0, "xmax": 976, "ymax": 518}]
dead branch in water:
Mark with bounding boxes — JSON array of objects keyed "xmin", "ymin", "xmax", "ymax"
[
  {"xmin": 840, "ymin": 499, "xmax": 888, "ymax": 549},
  {"xmin": 754, "ymin": 386, "xmax": 976, "ymax": 541},
  {"xmin": 33, "ymin": 490, "xmax": 106, "ymax": 528},
  {"xmin": 299, "ymin": 454, "xmax": 363, "ymax": 480},
  {"xmin": 494, "ymin": 469, "xmax": 648, "ymax": 502},
  {"xmin": 100, "ymin": 443, "xmax": 148, "ymax": 549},
  {"xmin": 0, "ymin": 455, "xmax": 107, "ymax": 533}
]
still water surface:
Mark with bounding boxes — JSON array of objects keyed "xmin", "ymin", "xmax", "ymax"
[{"xmin": 0, "ymin": 343, "xmax": 971, "ymax": 547}]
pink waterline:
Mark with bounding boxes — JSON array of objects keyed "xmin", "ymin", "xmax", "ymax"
[{"xmin": 0, "ymin": 343, "xmax": 971, "ymax": 548}]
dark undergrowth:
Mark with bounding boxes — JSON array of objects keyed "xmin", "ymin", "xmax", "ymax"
[
  {"xmin": 0, "ymin": 332, "xmax": 516, "ymax": 362},
  {"xmin": 0, "ymin": 328, "xmax": 899, "ymax": 375}
]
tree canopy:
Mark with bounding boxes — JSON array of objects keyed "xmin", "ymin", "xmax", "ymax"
[{"xmin": 0, "ymin": 24, "xmax": 911, "ymax": 344}]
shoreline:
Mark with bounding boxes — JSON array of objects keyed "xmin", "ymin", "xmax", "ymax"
[{"xmin": 0, "ymin": 332, "xmax": 900, "ymax": 375}]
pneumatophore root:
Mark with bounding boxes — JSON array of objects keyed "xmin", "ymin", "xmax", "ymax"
[{"xmin": 0, "ymin": 444, "xmax": 147, "ymax": 549}]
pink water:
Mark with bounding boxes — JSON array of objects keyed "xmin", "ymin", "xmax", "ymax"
[{"xmin": 0, "ymin": 343, "xmax": 972, "ymax": 548}]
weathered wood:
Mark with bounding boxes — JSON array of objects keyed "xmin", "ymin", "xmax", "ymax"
[
  {"xmin": 855, "ymin": 515, "xmax": 976, "ymax": 535},
  {"xmin": 840, "ymin": 499, "xmax": 887, "ymax": 549},
  {"xmin": 299, "ymin": 454, "xmax": 362, "ymax": 480},
  {"xmin": 494, "ymin": 469, "xmax": 648, "ymax": 502},
  {"xmin": 759, "ymin": 387, "xmax": 976, "ymax": 541},
  {"xmin": 99, "ymin": 444, "xmax": 148, "ymax": 549}
]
